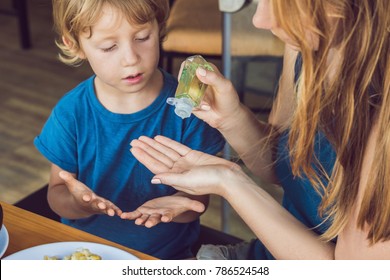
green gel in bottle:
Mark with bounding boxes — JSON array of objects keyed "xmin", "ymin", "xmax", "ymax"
[{"xmin": 167, "ymin": 55, "xmax": 213, "ymax": 119}]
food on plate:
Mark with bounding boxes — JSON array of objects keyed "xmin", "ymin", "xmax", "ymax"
[{"xmin": 44, "ymin": 248, "xmax": 102, "ymax": 260}]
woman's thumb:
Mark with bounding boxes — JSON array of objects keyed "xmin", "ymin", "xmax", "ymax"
[{"xmin": 196, "ymin": 67, "xmax": 228, "ymax": 93}]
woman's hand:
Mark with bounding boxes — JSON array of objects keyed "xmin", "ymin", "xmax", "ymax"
[
  {"xmin": 58, "ymin": 171, "xmax": 122, "ymax": 217},
  {"xmin": 130, "ymin": 135, "xmax": 247, "ymax": 197},
  {"xmin": 120, "ymin": 194, "xmax": 205, "ymax": 228},
  {"xmin": 179, "ymin": 62, "xmax": 242, "ymax": 131}
]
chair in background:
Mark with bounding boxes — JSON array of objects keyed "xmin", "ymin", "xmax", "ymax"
[
  {"xmin": 191, "ymin": 224, "xmax": 243, "ymax": 256},
  {"xmin": 161, "ymin": 0, "xmax": 285, "ymax": 113},
  {"xmin": 162, "ymin": 0, "xmax": 222, "ymax": 74},
  {"xmin": 0, "ymin": 0, "xmax": 31, "ymax": 49}
]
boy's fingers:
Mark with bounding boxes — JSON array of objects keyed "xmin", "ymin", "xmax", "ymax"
[
  {"xmin": 121, "ymin": 211, "xmax": 142, "ymax": 220},
  {"xmin": 189, "ymin": 200, "xmax": 206, "ymax": 213}
]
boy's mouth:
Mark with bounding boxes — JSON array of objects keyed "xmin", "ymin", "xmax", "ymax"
[
  {"xmin": 125, "ymin": 73, "xmax": 142, "ymax": 79},
  {"xmin": 123, "ymin": 73, "xmax": 143, "ymax": 84}
]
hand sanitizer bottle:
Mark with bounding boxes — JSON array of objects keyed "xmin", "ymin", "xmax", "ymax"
[{"xmin": 167, "ymin": 55, "xmax": 213, "ymax": 119}]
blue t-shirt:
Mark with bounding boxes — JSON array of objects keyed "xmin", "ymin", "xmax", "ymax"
[
  {"xmin": 34, "ymin": 70, "xmax": 225, "ymax": 259},
  {"xmin": 250, "ymin": 54, "xmax": 336, "ymax": 259}
]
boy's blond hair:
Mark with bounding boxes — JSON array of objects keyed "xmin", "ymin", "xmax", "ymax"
[{"xmin": 52, "ymin": 0, "xmax": 169, "ymax": 66}]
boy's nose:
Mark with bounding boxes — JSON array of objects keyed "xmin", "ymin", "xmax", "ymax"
[{"xmin": 121, "ymin": 46, "xmax": 139, "ymax": 66}]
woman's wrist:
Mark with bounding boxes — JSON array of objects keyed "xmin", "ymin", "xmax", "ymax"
[
  {"xmin": 218, "ymin": 103, "xmax": 249, "ymax": 135},
  {"xmin": 217, "ymin": 164, "xmax": 254, "ymax": 200}
]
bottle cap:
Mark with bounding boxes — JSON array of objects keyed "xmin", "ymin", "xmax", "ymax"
[{"xmin": 167, "ymin": 97, "xmax": 194, "ymax": 119}]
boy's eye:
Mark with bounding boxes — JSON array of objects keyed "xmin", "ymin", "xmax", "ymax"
[
  {"xmin": 102, "ymin": 45, "xmax": 116, "ymax": 52},
  {"xmin": 136, "ymin": 35, "xmax": 150, "ymax": 42}
]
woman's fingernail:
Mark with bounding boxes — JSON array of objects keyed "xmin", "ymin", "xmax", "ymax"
[
  {"xmin": 197, "ymin": 67, "xmax": 206, "ymax": 77},
  {"xmin": 151, "ymin": 178, "xmax": 162, "ymax": 184}
]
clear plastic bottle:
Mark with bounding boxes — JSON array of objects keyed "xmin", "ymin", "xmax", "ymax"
[{"xmin": 167, "ymin": 55, "xmax": 213, "ymax": 119}]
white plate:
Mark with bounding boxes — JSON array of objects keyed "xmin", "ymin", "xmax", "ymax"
[
  {"xmin": 3, "ymin": 241, "xmax": 139, "ymax": 260},
  {"xmin": 0, "ymin": 225, "xmax": 9, "ymax": 258}
]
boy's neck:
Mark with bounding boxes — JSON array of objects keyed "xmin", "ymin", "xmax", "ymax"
[{"xmin": 93, "ymin": 70, "xmax": 163, "ymax": 114}]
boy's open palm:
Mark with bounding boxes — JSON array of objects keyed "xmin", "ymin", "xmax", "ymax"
[
  {"xmin": 120, "ymin": 194, "xmax": 205, "ymax": 228},
  {"xmin": 59, "ymin": 171, "xmax": 122, "ymax": 217}
]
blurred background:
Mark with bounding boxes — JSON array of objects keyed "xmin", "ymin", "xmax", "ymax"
[{"xmin": 0, "ymin": 0, "xmax": 283, "ymax": 241}]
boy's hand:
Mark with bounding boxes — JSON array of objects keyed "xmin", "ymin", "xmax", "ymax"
[
  {"xmin": 59, "ymin": 171, "xmax": 122, "ymax": 217},
  {"xmin": 120, "ymin": 195, "xmax": 205, "ymax": 228}
]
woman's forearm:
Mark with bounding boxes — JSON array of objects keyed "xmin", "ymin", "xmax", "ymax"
[
  {"xmin": 221, "ymin": 171, "xmax": 335, "ymax": 259},
  {"xmin": 220, "ymin": 104, "xmax": 278, "ymax": 183}
]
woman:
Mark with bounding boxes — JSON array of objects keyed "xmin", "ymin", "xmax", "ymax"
[{"xmin": 129, "ymin": 0, "xmax": 390, "ymax": 259}]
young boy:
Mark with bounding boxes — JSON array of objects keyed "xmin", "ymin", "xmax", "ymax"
[{"xmin": 34, "ymin": 0, "xmax": 225, "ymax": 259}]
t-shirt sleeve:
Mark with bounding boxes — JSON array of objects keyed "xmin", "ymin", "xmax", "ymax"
[
  {"xmin": 34, "ymin": 108, "xmax": 78, "ymax": 173},
  {"xmin": 182, "ymin": 117, "xmax": 225, "ymax": 155}
]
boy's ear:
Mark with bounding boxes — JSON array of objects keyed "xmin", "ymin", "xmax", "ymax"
[{"xmin": 62, "ymin": 35, "xmax": 86, "ymax": 59}]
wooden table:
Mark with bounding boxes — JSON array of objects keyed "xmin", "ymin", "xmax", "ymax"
[{"xmin": 1, "ymin": 202, "xmax": 157, "ymax": 260}]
